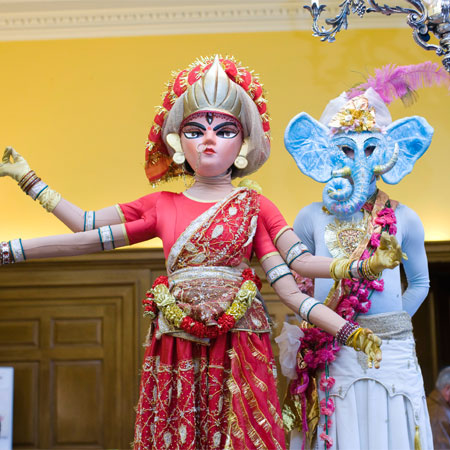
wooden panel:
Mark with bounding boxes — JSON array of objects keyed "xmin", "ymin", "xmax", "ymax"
[
  {"xmin": 0, "ymin": 320, "xmax": 39, "ymax": 348},
  {"xmin": 52, "ymin": 361, "xmax": 103, "ymax": 447},
  {"xmin": 52, "ymin": 319, "xmax": 102, "ymax": 347},
  {"xmin": 0, "ymin": 252, "xmax": 160, "ymax": 449}
]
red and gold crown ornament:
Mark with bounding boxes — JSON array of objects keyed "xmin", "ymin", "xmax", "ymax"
[{"xmin": 144, "ymin": 55, "xmax": 270, "ymax": 184}]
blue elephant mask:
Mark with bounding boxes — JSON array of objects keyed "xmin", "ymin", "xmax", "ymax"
[{"xmin": 284, "ymin": 90, "xmax": 434, "ymax": 220}]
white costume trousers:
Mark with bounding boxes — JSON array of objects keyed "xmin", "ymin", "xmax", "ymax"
[{"xmin": 291, "ymin": 311, "xmax": 433, "ymax": 450}]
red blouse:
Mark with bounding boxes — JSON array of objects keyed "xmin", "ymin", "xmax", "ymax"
[{"xmin": 118, "ymin": 191, "xmax": 287, "ymax": 260}]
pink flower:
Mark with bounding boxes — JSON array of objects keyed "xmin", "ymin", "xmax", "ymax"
[
  {"xmin": 320, "ymin": 398, "xmax": 336, "ymax": 415},
  {"xmin": 320, "ymin": 373, "xmax": 336, "ymax": 391},
  {"xmin": 361, "ymin": 249, "xmax": 371, "ymax": 260},
  {"xmin": 370, "ymin": 233, "xmax": 381, "ymax": 248},
  {"xmin": 320, "ymin": 432, "xmax": 334, "ymax": 449},
  {"xmin": 357, "ymin": 300, "xmax": 372, "ymax": 314},
  {"xmin": 356, "ymin": 287, "xmax": 369, "ymax": 299},
  {"xmin": 375, "ymin": 208, "xmax": 397, "ymax": 228},
  {"xmin": 369, "ymin": 278, "xmax": 384, "ymax": 291}
]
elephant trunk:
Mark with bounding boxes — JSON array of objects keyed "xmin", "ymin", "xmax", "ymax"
[{"xmin": 323, "ymin": 164, "xmax": 372, "ymax": 219}]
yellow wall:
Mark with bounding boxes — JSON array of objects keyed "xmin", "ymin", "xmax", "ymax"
[{"xmin": 1, "ymin": 28, "xmax": 449, "ymax": 247}]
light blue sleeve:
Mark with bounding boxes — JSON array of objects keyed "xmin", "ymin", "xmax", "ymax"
[
  {"xmin": 293, "ymin": 203, "xmax": 318, "ymax": 255},
  {"xmin": 397, "ymin": 205, "xmax": 430, "ymax": 316}
]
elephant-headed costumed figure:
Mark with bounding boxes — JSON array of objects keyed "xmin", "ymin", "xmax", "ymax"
[
  {"xmin": 282, "ymin": 62, "xmax": 450, "ymax": 450},
  {"xmin": 0, "ymin": 55, "xmax": 406, "ymax": 450}
]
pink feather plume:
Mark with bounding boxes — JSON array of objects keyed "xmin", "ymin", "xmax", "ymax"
[{"xmin": 347, "ymin": 61, "xmax": 450, "ymax": 105}]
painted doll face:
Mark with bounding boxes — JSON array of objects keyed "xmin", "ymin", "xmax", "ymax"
[{"xmin": 180, "ymin": 111, "xmax": 243, "ymax": 177}]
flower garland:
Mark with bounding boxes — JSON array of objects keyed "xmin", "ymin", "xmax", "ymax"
[
  {"xmin": 142, "ymin": 268, "xmax": 261, "ymax": 339},
  {"xmin": 292, "ymin": 202, "xmax": 397, "ymax": 450}
]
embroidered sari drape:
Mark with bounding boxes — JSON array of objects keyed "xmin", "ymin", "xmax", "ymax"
[{"xmin": 134, "ymin": 188, "xmax": 285, "ymax": 450}]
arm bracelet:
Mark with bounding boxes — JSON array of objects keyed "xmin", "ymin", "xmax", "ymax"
[
  {"xmin": 298, "ymin": 296, "xmax": 321, "ymax": 323},
  {"xmin": 0, "ymin": 241, "xmax": 13, "ymax": 265},
  {"xmin": 266, "ymin": 263, "xmax": 292, "ymax": 286},
  {"xmin": 286, "ymin": 241, "xmax": 311, "ymax": 268},
  {"xmin": 18, "ymin": 170, "xmax": 61, "ymax": 212},
  {"xmin": 98, "ymin": 226, "xmax": 115, "ymax": 251},
  {"xmin": 84, "ymin": 211, "xmax": 96, "ymax": 231},
  {"xmin": 0, "ymin": 239, "xmax": 26, "ymax": 265},
  {"xmin": 336, "ymin": 322, "xmax": 360, "ymax": 346}
]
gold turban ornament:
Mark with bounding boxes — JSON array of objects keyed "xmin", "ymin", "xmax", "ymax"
[{"xmin": 183, "ymin": 55, "xmax": 242, "ymax": 120}]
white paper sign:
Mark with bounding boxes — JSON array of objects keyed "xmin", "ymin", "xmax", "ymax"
[{"xmin": 0, "ymin": 367, "xmax": 13, "ymax": 450}]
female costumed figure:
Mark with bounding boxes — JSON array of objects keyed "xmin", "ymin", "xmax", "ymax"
[{"xmin": 0, "ymin": 55, "xmax": 402, "ymax": 449}]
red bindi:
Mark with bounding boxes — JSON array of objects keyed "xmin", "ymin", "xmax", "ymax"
[{"xmin": 207, "ymin": 126, "xmax": 212, "ymax": 130}]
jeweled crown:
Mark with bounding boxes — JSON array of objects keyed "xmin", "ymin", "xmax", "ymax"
[{"xmin": 183, "ymin": 55, "xmax": 242, "ymax": 119}]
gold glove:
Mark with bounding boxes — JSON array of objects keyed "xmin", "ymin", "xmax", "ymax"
[
  {"xmin": 0, "ymin": 147, "xmax": 31, "ymax": 181},
  {"xmin": 347, "ymin": 327, "xmax": 382, "ymax": 369},
  {"xmin": 0, "ymin": 147, "xmax": 61, "ymax": 212},
  {"xmin": 329, "ymin": 257, "xmax": 352, "ymax": 280},
  {"xmin": 368, "ymin": 231, "xmax": 407, "ymax": 275}
]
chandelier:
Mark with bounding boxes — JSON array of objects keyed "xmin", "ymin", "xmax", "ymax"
[{"xmin": 305, "ymin": 0, "xmax": 450, "ymax": 72}]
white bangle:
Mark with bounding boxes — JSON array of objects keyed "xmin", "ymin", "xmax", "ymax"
[
  {"xmin": 84, "ymin": 211, "xmax": 95, "ymax": 231},
  {"xmin": 10, "ymin": 239, "xmax": 26, "ymax": 262},
  {"xmin": 98, "ymin": 226, "xmax": 115, "ymax": 251},
  {"xmin": 286, "ymin": 241, "xmax": 310, "ymax": 267},
  {"xmin": 298, "ymin": 297, "xmax": 319, "ymax": 322},
  {"xmin": 28, "ymin": 181, "xmax": 48, "ymax": 200},
  {"xmin": 266, "ymin": 263, "xmax": 292, "ymax": 286}
]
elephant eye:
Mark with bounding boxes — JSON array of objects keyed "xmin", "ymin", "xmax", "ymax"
[
  {"xmin": 339, "ymin": 145, "xmax": 354, "ymax": 159},
  {"xmin": 365, "ymin": 145, "xmax": 376, "ymax": 157}
]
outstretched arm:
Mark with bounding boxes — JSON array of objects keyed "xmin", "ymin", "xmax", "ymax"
[
  {"xmin": 260, "ymin": 252, "xmax": 382, "ymax": 368},
  {"xmin": 1, "ymin": 224, "xmax": 128, "ymax": 263},
  {"xmin": 275, "ymin": 228, "xmax": 402, "ymax": 281},
  {"xmin": 258, "ymin": 196, "xmax": 402, "ymax": 282},
  {"xmin": 0, "ymin": 147, "xmax": 123, "ymax": 231}
]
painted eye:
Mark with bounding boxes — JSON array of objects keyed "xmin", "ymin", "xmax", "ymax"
[
  {"xmin": 217, "ymin": 129, "xmax": 239, "ymax": 139},
  {"xmin": 365, "ymin": 145, "xmax": 376, "ymax": 157},
  {"xmin": 339, "ymin": 145, "xmax": 354, "ymax": 159},
  {"xmin": 183, "ymin": 130, "xmax": 203, "ymax": 139}
]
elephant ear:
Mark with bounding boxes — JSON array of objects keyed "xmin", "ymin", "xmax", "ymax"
[
  {"xmin": 284, "ymin": 112, "xmax": 333, "ymax": 183},
  {"xmin": 382, "ymin": 116, "xmax": 434, "ymax": 184}
]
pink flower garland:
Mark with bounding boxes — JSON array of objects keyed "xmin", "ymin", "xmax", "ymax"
[{"xmin": 292, "ymin": 203, "xmax": 396, "ymax": 449}]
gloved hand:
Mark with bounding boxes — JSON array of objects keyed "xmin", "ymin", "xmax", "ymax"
[
  {"xmin": 0, "ymin": 147, "xmax": 31, "ymax": 182},
  {"xmin": 368, "ymin": 231, "xmax": 407, "ymax": 274},
  {"xmin": 347, "ymin": 327, "xmax": 382, "ymax": 369}
]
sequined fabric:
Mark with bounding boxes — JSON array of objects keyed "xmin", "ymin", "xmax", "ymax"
[
  {"xmin": 134, "ymin": 187, "xmax": 285, "ymax": 449},
  {"xmin": 134, "ymin": 331, "xmax": 285, "ymax": 450}
]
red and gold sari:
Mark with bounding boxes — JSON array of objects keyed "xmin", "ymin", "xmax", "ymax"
[{"xmin": 133, "ymin": 188, "xmax": 285, "ymax": 450}]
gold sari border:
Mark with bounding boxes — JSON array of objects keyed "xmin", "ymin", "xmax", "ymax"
[
  {"xmin": 273, "ymin": 226, "xmax": 292, "ymax": 245},
  {"xmin": 259, "ymin": 251, "xmax": 280, "ymax": 264},
  {"xmin": 120, "ymin": 223, "xmax": 130, "ymax": 246},
  {"xmin": 115, "ymin": 204, "xmax": 126, "ymax": 223}
]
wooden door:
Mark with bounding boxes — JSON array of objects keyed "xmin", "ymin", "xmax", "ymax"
[{"xmin": 0, "ymin": 250, "xmax": 166, "ymax": 449}]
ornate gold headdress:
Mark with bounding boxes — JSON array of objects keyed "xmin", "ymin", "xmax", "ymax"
[
  {"xmin": 183, "ymin": 56, "xmax": 241, "ymax": 120},
  {"xmin": 144, "ymin": 55, "xmax": 269, "ymax": 184},
  {"xmin": 328, "ymin": 94, "xmax": 378, "ymax": 134}
]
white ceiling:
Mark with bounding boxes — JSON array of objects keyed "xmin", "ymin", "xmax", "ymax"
[{"xmin": 0, "ymin": 0, "xmax": 407, "ymax": 41}]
